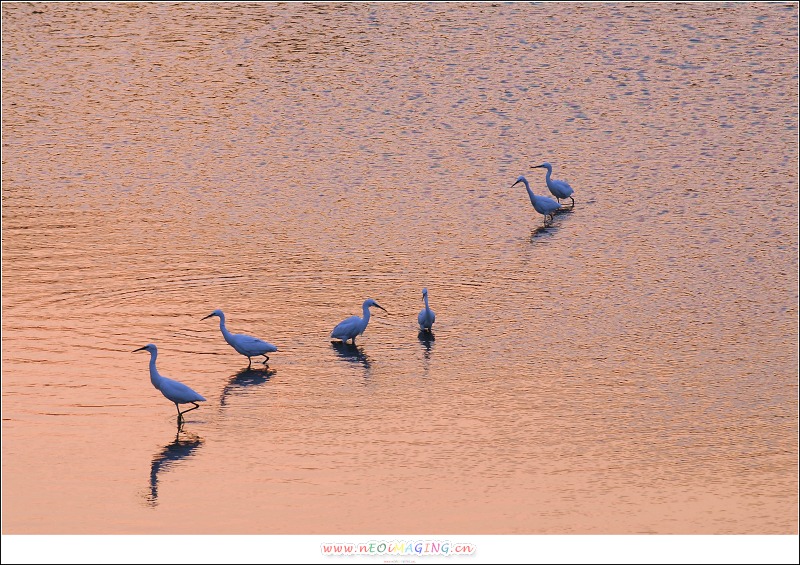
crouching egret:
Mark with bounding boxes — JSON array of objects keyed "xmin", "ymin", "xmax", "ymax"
[
  {"xmin": 133, "ymin": 344, "xmax": 206, "ymax": 423},
  {"xmin": 418, "ymin": 288, "xmax": 435, "ymax": 332},
  {"xmin": 511, "ymin": 175, "xmax": 562, "ymax": 226},
  {"xmin": 331, "ymin": 298, "xmax": 387, "ymax": 345},
  {"xmin": 201, "ymin": 309, "xmax": 278, "ymax": 366},
  {"xmin": 533, "ymin": 162, "xmax": 575, "ymax": 207}
]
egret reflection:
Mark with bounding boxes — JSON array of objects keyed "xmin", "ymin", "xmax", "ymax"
[
  {"xmin": 219, "ymin": 366, "xmax": 276, "ymax": 407},
  {"xmin": 418, "ymin": 330, "xmax": 435, "ymax": 377},
  {"xmin": 331, "ymin": 341, "xmax": 372, "ymax": 372},
  {"xmin": 417, "ymin": 329, "xmax": 435, "ymax": 352},
  {"xmin": 143, "ymin": 429, "xmax": 204, "ymax": 507},
  {"xmin": 530, "ymin": 206, "xmax": 573, "ymax": 238},
  {"xmin": 530, "ymin": 225, "xmax": 551, "ymax": 238}
]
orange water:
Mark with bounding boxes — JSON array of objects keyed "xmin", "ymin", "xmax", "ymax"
[{"xmin": 2, "ymin": 2, "xmax": 797, "ymax": 534}]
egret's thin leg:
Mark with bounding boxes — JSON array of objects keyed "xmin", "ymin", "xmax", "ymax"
[
  {"xmin": 262, "ymin": 354, "xmax": 269, "ymax": 363},
  {"xmin": 570, "ymin": 196, "xmax": 575, "ymax": 208},
  {"xmin": 178, "ymin": 402, "xmax": 200, "ymax": 418},
  {"xmin": 247, "ymin": 357, "xmax": 252, "ymax": 368}
]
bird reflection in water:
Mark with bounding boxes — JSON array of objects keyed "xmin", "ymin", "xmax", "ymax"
[
  {"xmin": 417, "ymin": 329, "xmax": 435, "ymax": 353},
  {"xmin": 219, "ymin": 366, "xmax": 276, "ymax": 408},
  {"xmin": 530, "ymin": 205, "xmax": 574, "ymax": 238},
  {"xmin": 418, "ymin": 330, "xmax": 435, "ymax": 377},
  {"xmin": 530, "ymin": 224, "xmax": 551, "ymax": 237},
  {"xmin": 331, "ymin": 341, "xmax": 372, "ymax": 373},
  {"xmin": 143, "ymin": 429, "xmax": 204, "ymax": 508}
]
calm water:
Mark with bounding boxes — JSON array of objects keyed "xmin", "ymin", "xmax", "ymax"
[{"xmin": 2, "ymin": 2, "xmax": 798, "ymax": 537}]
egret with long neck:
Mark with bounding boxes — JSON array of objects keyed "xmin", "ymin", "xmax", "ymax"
[
  {"xmin": 533, "ymin": 162, "xmax": 575, "ymax": 207},
  {"xmin": 201, "ymin": 309, "xmax": 278, "ymax": 366},
  {"xmin": 511, "ymin": 175, "xmax": 562, "ymax": 226},
  {"xmin": 417, "ymin": 288, "xmax": 435, "ymax": 332},
  {"xmin": 133, "ymin": 344, "xmax": 206, "ymax": 424},
  {"xmin": 330, "ymin": 298, "xmax": 387, "ymax": 345}
]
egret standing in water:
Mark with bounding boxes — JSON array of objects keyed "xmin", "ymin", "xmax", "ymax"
[
  {"xmin": 330, "ymin": 298, "xmax": 387, "ymax": 345},
  {"xmin": 133, "ymin": 344, "xmax": 206, "ymax": 424},
  {"xmin": 417, "ymin": 288, "xmax": 435, "ymax": 332},
  {"xmin": 201, "ymin": 309, "xmax": 278, "ymax": 366},
  {"xmin": 533, "ymin": 162, "xmax": 575, "ymax": 207},
  {"xmin": 511, "ymin": 175, "xmax": 562, "ymax": 226}
]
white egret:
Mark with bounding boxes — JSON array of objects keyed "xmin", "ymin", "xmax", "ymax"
[
  {"xmin": 201, "ymin": 309, "xmax": 278, "ymax": 366},
  {"xmin": 133, "ymin": 344, "xmax": 206, "ymax": 423},
  {"xmin": 511, "ymin": 175, "xmax": 562, "ymax": 226},
  {"xmin": 417, "ymin": 288, "xmax": 435, "ymax": 332},
  {"xmin": 533, "ymin": 162, "xmax": 575, "ymax": 207},
  {"xmin": 330, "ymin": 298, "xmax": 387, "ymax": 345}
]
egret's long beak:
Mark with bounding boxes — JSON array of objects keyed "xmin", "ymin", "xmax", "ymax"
[
  {"xmin": 533, "ymin": 165, "xmax": 545, "ymax": 168},
  {"xmin": 511, "ymin": 180, "xmax": 521, "ymax": 187},
  {"xmin": 132, "ymin": 346, "xmax": 147, "ymax": 353},
  {"xmin": 201, "ymin": 313, "xmax": 214, "ymax": 320},
  {"xmin": 375, "ymin": 303, "xmax": 388, "ymax": 313}
]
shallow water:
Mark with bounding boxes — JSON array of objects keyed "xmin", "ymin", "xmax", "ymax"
[{"xmin": 2, "ymin": 2, "xmax": 797, "ymax": 535}]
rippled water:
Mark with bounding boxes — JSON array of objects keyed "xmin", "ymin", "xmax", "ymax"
[{"xmin": 2, "ymin": 2, "xmax": 798, "ymax": 537}]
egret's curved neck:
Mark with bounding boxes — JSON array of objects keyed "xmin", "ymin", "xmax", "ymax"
[
  {"xmin": 521, "ymin": 178, "xmax": 536, "ymax": 200},
  {"xmin": 216, "ymin": 313, "xmax": 232, "ymax": 338},
  {"xmin": 362, "ymin": 302, "xmax": 372, "ymax": 324},
  {"xmin": 148, "ymin": 351, "xmax": 162, "ymax": 389},
  {"xmin": 423, "ymin": 294, "xmax": 430, "ymax": 312},
  {"xmin": 544, "ymin": 166, "xmax": 552, "ymax": 182}
]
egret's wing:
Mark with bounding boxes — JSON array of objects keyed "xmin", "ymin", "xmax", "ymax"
[
  {"xmin": 545, "ymin": 195, "xmax": 561, "ymax": 211},
  {"xmin": 160, "ymin": 377, "xmax": 206, "ymax": 403},
  {"xmin": 233, "ymin": 333, "xmax": 278, "ymax": 354},
  {"xmin": 331, "ymin": 316, "xmax": 359, "ymax": 338},
  {"xmin": 533, "ymin": 194, "xmax": 561, "ymax": 213},
  {"xmin": 554, "ymin": 179, "xmax": 574, "ymax": 194},
  {"xmin": 418, "ymin": 308, "xmax": 435, "ymax": 329}
]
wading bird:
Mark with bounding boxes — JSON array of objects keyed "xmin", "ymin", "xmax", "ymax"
[
  {"xmin": 133, "ymin": 344, "xmax": 206, "ymax": 424},
  {"xmin": 511, "ymin": 175, "xmax": 562, "ymax": 226},
  {"xmin": 201, "ymin": 309, "xmax": 278, "ymax": 366},
  {"xmin": 533, "ymin": 162, "xmax": 575, "ymax": 207},
  {"xmin": 417, "ymin": 288, "xmax": 435, "ymax": 332},
  {"xmin": 331, "ymin": 298, "xmax": 387, "ymax": 345}
]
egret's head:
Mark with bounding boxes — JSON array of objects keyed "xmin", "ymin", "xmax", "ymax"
[
  {"xmin": 201, "ymin": 309, "xmax": 224, "ymax": 320},
  {"xmin": 133, "ymin": 343, "xmax": 157, "ymax": 353},
  {"xmin": 512, "ymin": 175, "xmax": 527, "ymax": 187},
  {"xmin": 422, "ymin": 288, "xmax": 428, "ymax": 298},
  {"xmin": 533, "ymin": 162, "xmax": 552, "ymax": 170},
  {"xmin": 364, "ymin": 298, "xmax": 387, "ymax": 312}
]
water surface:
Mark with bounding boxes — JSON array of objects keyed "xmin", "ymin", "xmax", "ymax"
[{"xmin": 2, "ymin": 2, "xmax": 797, "ymax": 535}]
